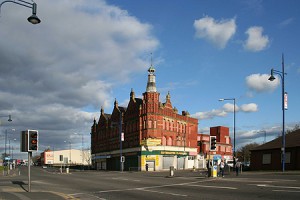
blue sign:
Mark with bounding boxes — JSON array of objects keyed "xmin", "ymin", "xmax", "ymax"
[
  {"xmin": 213, "ymin": 155, "xmax": 221, "ymax": 160},
  {"xmin": 4, "ymin": 157, "xmax": 10, "ymax": 161}
]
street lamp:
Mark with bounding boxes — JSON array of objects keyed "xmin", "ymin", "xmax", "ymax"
[
  {"xmin": 0, "ymin": 114, "xmax": 12, "ymax": 122},
  {"xmin": 3, "ymin": 128, "xmax": 14, "ymax": 175},
  {"xmin": 0, "ymin": 0, "xmax": 41, "ymax": 24},
  {"xmin": 119, "ymin": 112, "xmax": 124, "ymax": 172},
  {"xmin": 268, "ymin": 54, "xmax": 287, "ymax": 172},
  {"xmin": 12, "ymin": 138, "xmax": 16, "ymax": 160},
  {"xmin": 64, "ymin": 140, "xmax": 71, "ymax": 166},
  {"xmin": 219, "ymin": 98, "xmax": 236, "ymax": 163},
  {"xmin": 74, "ymin": 132, "xmax": 84, "ymax": 170},
  {"xmin": 1, "ymin": 115, "xmax": 12, "ymax": 158},
  {"xmin": 258, "ymin": 130, "xmax": 267, "ymax": 144}
]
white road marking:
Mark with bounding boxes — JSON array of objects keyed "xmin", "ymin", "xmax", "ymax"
[
  {"xmin": 253, "ymin": 184, "xmax": 300, "ymax": 190},
  {"xmin": 111, "ymin": 177, "xmax": 141, "ymax": 182},
  {"xmin": 138, "ymin": 189, "xmax": 188, "ymax": 197},
  {"xmin": 273, "ymin": 190, "xmax": 300, "ymax": 193},
  {"xmin": 189, "ymin": 184, "xmax": 237, "ymax": 190},
  {"xmin": 69, "ymin": 179, "xmax": 214, "ymax": 196}
]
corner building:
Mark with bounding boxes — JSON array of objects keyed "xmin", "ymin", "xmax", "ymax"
[{"xmin": 91, "ymin": 65, "xmax": 199, "ymax": 171}]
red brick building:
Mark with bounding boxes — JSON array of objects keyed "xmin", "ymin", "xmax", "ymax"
[
  {"xmin": 91, "ymin": 65, "xmax": 199, "ymax": 171},
  {"xmin": 197, "ymin": 126, "xmax": 233, "ymax": 163},
  {"xmin": 251, "ymin": 129, "xmax": 300, "ymax": 170}
]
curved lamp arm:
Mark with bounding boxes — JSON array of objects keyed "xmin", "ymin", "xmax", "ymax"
[{"xmin": 0, "ymin": 0, "xmax": 41, "ymax": 24}]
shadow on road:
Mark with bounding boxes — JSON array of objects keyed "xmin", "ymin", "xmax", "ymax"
[{"xmin": 11, "ymin": 181, "xmax": 28, "ymax": 192}]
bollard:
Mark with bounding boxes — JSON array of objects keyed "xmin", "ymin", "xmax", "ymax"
[
  {"xmin": 66, "ymin": 167, "xmax": 69, "ymax": 174},
  {"xmin": 169, "ymin": 166, "xmax": 174, "ymax": 177}
]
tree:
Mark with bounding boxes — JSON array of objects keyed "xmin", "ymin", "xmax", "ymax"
[
  {"xmin": 286, "ymin": 123, "xmax": 300, "ymax": 134},
  {"xmin": 236, "ymin": 143, "xmax": 260, "ymax": 162}
]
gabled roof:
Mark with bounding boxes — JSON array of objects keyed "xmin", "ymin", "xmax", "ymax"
[
  {"xmin": 118, "ymin": 106, "xmax": 127, "ymax": 113},
  {"xmin": 251, "ymin": 129, "xmax": 300, "ymax": 151},
  {"xmin": 135, "ymin": 98, "xmax": 143, "ymax": 105},
  {"xmin": 103, "ymin": 113, "xmax": 111, "ymax": 120}
]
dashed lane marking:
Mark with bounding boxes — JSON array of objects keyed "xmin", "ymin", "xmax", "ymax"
[
  {"xmin": 189, "ymin": 184, "xmax": 237, "ymax": 190},
  {"xmin": 137, "ymin": 188, "xmax": 188, "ymax": 197}
]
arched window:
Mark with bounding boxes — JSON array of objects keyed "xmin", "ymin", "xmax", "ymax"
[
  {"xmin": 165, "ymin": 120, "xmax": 168, "ymax": 131},
  {"xmin": 167, "ymin": 137, "xmax": 173, "ymax": 146},
  {"xmin": 148, "ymin": 120, "xmax": 152, "ymax": 129},
  {"xmin": 162, "ymin": 136, "xmax": 167, "ymax": 146}
]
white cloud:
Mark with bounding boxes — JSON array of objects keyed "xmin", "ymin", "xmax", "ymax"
[
  {"xmin": 0, "ymin": 0, "xmax": 159, "ymax": 154},
  {"xmin": 192, "ymin": 109, "xmax": 227, "ymax": 120},
  {"xmin": 194, "ymin": 16, "xmax": 236, "ymax": 49},
  {"xmin": 240, "ymin": 103, "xmax": 258, "ymax": 112},
  {"xmin": 279, "ymin": 18, "xmax": 294, "ymax": 28},
  {"xmin": 244, "ymin": 26, "xmax": 269, "ymax": 52},
  {"xmin": 222, "ymin": 103, "xmax": 257, "ymax": 113},
  {"xmin": 223, "ymin": 103, "xmax": 239, "ymax": 113},
  {"xmin": 246, "ymin": 74, "xmax": 280, "ymax": 92},
  {"xmin": 192, "ymin": 102, "xmax": 258, "ymax": 120}
]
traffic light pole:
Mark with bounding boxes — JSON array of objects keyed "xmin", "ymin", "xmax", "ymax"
[
  {"xmin": 28, "ymin": 151, "xmax": 32, "ymax": 192},
  {"xmin": 208, "ymin": 150, "xmax": 211, "ymax": 177}
]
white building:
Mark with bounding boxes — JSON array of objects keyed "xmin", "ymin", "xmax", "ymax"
[{"xmin": 41, "ymin": 149, "xmax": 91, "ymax": 166}]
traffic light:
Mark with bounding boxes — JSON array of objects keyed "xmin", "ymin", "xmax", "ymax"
[
  {"xmin": 210, "ymin": 136, "xmax": 217, "ymax": 151},
  {"xmin": 28, "ymin": 130, "xmax": 38, "ymax": 151},
  {"xmin": 21, "ymin": 131, "xmax": 28, "ymax": 152}
]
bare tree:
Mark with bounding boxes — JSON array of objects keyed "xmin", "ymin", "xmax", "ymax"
[
  {"xmin": 286, "ymin": 123, "xmax": 300, "ymax": 134},
  {"xmin": 236, "ymin": 143, "xmax": 260, "ymax": 163}
]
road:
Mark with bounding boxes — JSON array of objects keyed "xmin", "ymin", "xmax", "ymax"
[{"xmin": 1, "ymin": 167, "xmax": 300, "ymax": 199}]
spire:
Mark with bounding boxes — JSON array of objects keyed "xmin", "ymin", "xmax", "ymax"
[
  {"xmin": 100, "ymin": 106, "xmax": 104, "ymax": 114},
  {"xmin": 130, "ymin": 88, "xmax": 135, "ymax": 99},
  {"xmin": 146, "ymin": 53, "xmax": 157, "ymax": 92},
  {"xmin": 166, "ymin": 91, "xmax": 171, "ymax": 100},
  {"xmin": 114, "ymin": 98, "xmax": 118, "ymax": 107}
]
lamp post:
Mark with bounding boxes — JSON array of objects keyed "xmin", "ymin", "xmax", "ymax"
[
  {"xmin": 1, "ymin": 115, "xmax": 12, "ymax": 164},
  {"xmin": 268, "ymin": 54, "xmax": 287, "ymax": 172},
  {"xmin": 119, "ymin": 112, "xmax": 123, "ymax": 172},
  {"xmin": 74, "ymin": 132, "xmax": 84, "ymax": 170},
  {"xmin": 184, "ymin": 126, "xmax": 186, "ymax": 170},
  {"xmin": 219, "ymin": 98, "xmax": 236, "ymax": 163},
  {"xmin": 259, "ymin": 130, "xmax": 267, "ymax": 144},
  {"xmin": 12, "ymin": 138, "xmax": 16, "ymax": 160},
  {"xmin": 4, "ymin": 128, "xmax": 14, "ymax": 175},
  {"xmin": 64, "ymin": 140, "xmax": 71, "ymax": 166},
  {"xmin": 0, "ymin": 0, "xmax": 41, "ymax": 24}
]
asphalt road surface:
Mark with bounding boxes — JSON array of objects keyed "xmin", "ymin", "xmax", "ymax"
[{"xmin": 1, "ymin": 166, "xmax": 300, "ymax": 199}]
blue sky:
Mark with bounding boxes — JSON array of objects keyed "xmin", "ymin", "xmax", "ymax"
[
  {"xmin": 0, "ymin": 0, "xmax": 299, "ymax": 159},
  {"xmin": 108, "ymin": 0, "xmax": 300, "ymax": 144}
]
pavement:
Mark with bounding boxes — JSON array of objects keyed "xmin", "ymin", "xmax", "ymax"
[
  {"xmin": 1, "ymin": 168, "xmax": 300, "ymax": 200},
  {"xmin": 0, "ymin": 168, "xmax": 71, "ymax": 200}
]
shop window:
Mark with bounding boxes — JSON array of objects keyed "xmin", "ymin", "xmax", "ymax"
[{"xmin": 188, "ymin": 156, "xmax": 194, "ymax": 160}]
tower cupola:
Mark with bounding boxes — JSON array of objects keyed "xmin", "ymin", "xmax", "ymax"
[{"xmin": 146, "ymin": 66, "xmax": 157, "ymax": 92}]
